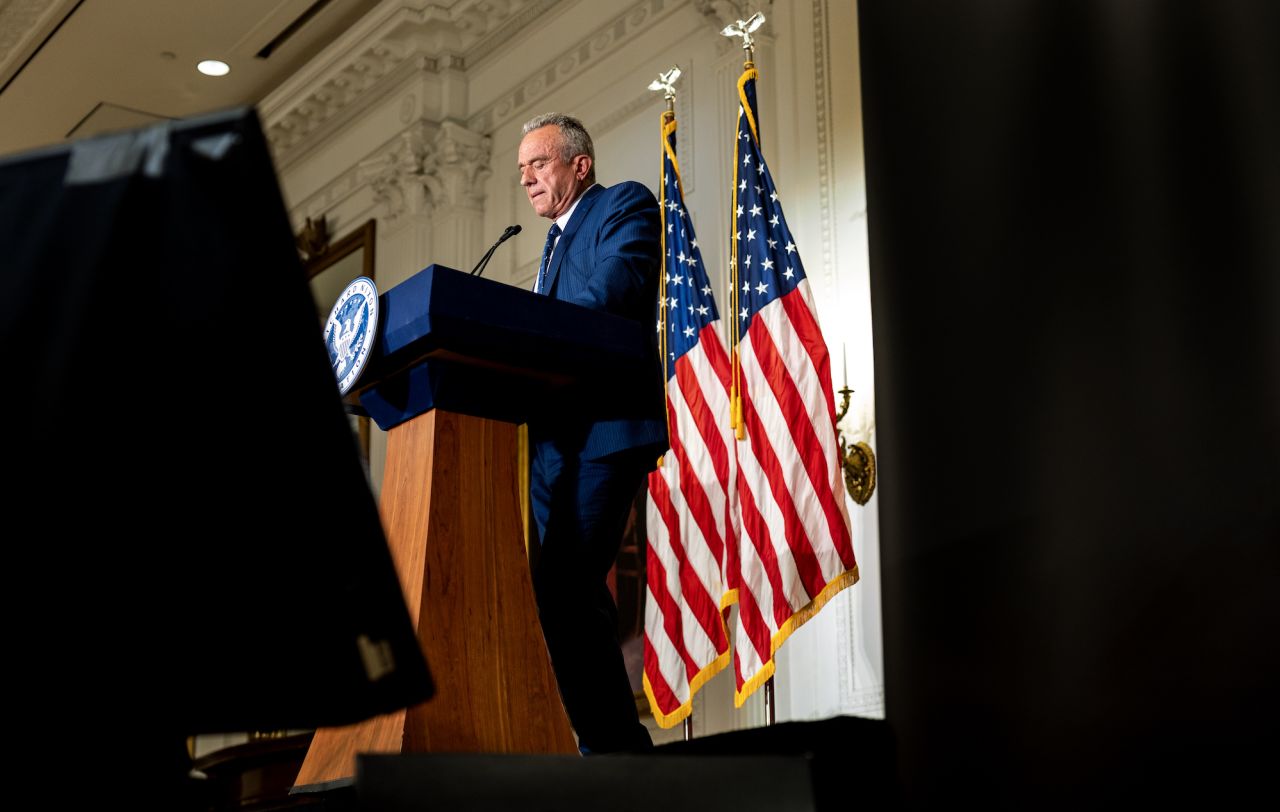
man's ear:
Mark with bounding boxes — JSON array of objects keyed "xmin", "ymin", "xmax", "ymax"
[{"xmin": 575, "ymin": 154, "xmax": 593, "ymax": 181}]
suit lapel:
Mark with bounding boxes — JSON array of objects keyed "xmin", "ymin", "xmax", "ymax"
[{"xmin": 545, "ymin": 184, "xmax": 604, "ymax": 298}]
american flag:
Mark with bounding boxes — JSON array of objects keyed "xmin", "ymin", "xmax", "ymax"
[
  {"xmin": 643, "ymin": 109, "xmax": 735, "ymax": 727},
  {"xmin": 729, "ymin": 65, "xmax": 858, "ymax": 704}
]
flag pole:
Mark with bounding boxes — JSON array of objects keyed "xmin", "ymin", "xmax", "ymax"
[
  {"xmin": 655, "ymin": 104, "xmax": 671, "ymax": 469},
  {"xmin": 723, "ymin": 9, "xmax": 782, "ymax": 726},
  {"xmin": 648, "ymin": 66, "xmax": 708, "ymax": 737}
]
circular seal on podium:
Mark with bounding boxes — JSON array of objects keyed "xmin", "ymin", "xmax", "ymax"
[{"xmin": 324, "ymin": 276, "xmax": 379, "ymax": 396}]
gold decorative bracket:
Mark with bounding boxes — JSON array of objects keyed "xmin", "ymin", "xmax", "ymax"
[
  {"xmin": 835, "ymin": 386, "xmax": 876, "ymax": 506},
  {"xmin": 295, "ymin": 215, "xmax": 330, "ymax": 262}
]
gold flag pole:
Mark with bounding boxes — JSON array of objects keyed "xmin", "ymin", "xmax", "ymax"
[
  {"xmin": 647, "ymin": 65, "xmax": 700, "ymax": 741},
  {"xmin": 648, "ymin": 68, "xmax": 680, "ymax": 469},
  {"xmin": 722, "ymin": 11, "xmax": 765, "ymax": 442},
  {"xmin": 722, "ymin": 9, "xmax": 777, "ymax": 727}
]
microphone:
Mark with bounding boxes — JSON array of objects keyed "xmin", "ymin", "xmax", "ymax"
[{"xmin": 470, "ymin": 224, "xmax": 522, "ymax": 277}]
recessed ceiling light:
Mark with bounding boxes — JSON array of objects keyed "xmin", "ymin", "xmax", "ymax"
[{"xmin": 197, "ymin": 60, "xmax": 230, "ymax": 77}]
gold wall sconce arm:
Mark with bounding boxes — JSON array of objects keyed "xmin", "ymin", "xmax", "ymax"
[{"xmin": 835, "ymin": 386, "xmax": 876, "ymax": 506}]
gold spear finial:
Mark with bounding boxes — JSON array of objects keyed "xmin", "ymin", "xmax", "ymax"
[{"xmin": 720, "ymin": 11, "xmax": 765, "ymax": 61}]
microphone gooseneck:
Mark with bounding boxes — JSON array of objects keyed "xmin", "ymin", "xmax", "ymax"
[{"xmin": 470, "ymin": 224, "xmax": 523, "ymax": 277}]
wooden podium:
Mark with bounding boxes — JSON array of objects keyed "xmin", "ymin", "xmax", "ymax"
[{"xmin": 294, "ymin": 265, "xmax": 660, "ymax": 791}]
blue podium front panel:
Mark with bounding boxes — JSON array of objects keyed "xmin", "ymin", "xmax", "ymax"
[{"xmin": 356, "ymin": 265, "xmax": 660, "ymax": 430}]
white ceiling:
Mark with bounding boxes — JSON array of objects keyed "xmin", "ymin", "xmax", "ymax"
[{"xmin": 0, "ymin": 0, "xmax": 387, "ymax": 158}]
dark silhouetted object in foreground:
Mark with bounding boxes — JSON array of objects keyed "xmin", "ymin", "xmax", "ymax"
[
  {"xmin": 0, "ymin": 108, "xmax": 432, "ymax": 806},
  {"xmin": 859, "ymin": 1, "xmax": 1279, "ymax": 807}
]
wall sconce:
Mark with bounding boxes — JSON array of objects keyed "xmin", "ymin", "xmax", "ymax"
[{"xmin": 835, "ymin": 386, "xmax": 876, "ymax": 506}]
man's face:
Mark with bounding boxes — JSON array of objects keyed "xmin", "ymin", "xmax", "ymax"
[{"xmin": 518, "ymin": 125, "xmax": 590, "ymax": 220}]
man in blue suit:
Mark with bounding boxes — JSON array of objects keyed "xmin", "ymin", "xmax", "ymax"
[{"xmin": 518, "ymin": 113, "xmax": 666, "ymax": 753}]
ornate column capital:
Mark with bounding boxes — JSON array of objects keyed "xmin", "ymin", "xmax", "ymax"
[
  {"xmin": 356, "ymin": 121, "xmax": 491, "ymax": 224},
  {"xmin": 357, "ymin": 123, "xmax": 440, "ymax": 223},
  {"xmin": 430, "ymin": 121, "xmax": 493, "ymax": 214}
]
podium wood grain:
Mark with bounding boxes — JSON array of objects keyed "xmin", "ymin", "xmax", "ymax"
[{"xmin": 294, "ymin": 410, "xmax": 577, "ymax": 790}]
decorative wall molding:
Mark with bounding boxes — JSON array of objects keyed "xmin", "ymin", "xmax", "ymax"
[
  {"xmin": 267, "ymin": 48, "xmax": 423, "ymax": 162},
  {"xmin": 351, "ymin": 119, "xmax": 493, "ymax": 224},
  {"xmin": 845, "ymin": 687, "xmax": 886, "ymax": 719},
  {"xmin": 466, "ymin": 0, "xmax": 685, "ymax": 136},
  {"xmin": 835, "ymin": 582, "xmax": 853, "ymax": 705},
  {"xmin": 691, "ymin": 0, "xmax": 773, "ymax": 31},
  {"xmin": 285, "ymin": 119, "xmax": 491, "ymax": 231},
  {"xmin": 359, "ymin": 123, "xmax": 439, "ymax": 224},
  {"xmin": 261, "ymin": 0, "xmax": 546, "ymax": 167},
  {"xmin": 461, "ymin": 0, "xmax": 562, "ymax": 68},
  {"xmin": 812, "ymin": 0, "xmax": 835, "ymax": 291},
  {"xmin": 289, "ymin": 162, "xmax": 371, "ymax": 229},
  {"xmin": 431, "ymin": 120, "xmax": 494, "ymax": 212}
]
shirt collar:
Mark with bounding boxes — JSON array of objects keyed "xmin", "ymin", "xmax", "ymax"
[{"xmin": 554, "ymin": 183, "xmax": 598, "ymax": 232}]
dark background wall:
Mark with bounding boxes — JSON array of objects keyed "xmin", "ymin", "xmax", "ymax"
[{"xmin": 858, "ymin": 1, "xmax": 1279, "ymax": 805}]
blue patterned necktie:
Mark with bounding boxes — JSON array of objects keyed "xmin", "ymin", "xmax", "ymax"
[{"xmin": 534, "ymin": 223, "xmax": 561, "ymax": 294}]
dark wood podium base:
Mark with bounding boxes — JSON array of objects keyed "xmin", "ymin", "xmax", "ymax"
[{"xmin": 294, "ymin": 410, "xmax": 577, "ymax": 791}]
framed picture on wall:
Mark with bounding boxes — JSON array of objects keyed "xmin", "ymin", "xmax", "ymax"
[{"xmin": 302, "ymin": 218, "xmax": 377, "ymax": 470}]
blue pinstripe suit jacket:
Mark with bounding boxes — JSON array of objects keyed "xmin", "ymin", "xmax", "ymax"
[{"xmin": 535, "ymin": 181, "xmax": 667, "ymax": 461}]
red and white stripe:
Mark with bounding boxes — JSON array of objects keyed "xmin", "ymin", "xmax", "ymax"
[
  {"xmin": 643, "ymin": 322, "xmax": 736, "ymax": 726},
  {"xmin": 731, "ymin": 280, "xmax": 858, "ymax": 702}
]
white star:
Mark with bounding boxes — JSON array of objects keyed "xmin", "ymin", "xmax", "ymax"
[
  {"xmin": 667, "ymin": 199, "xmax": 678, "ymax": 211},
  {"xmin": 746, "ymin": 228, "xmax": 757, "ymax": 241},
  {"xmin": 656, "ymin": 321, "xmax": 662, "ymax": 332},
  {"xmin": 770, "ymin": 214, "xmax": 780, "ymax": 227},
  {"xmin": 739, "ymin": 179, "xmax": 748, "ymax": 191},
  {"xmin": 691, "ymin": 239, "xmax": 699, "ymax": 250},
  {"xmin": 757, "ymin": 162, "xmax": 765, "ymax": 175},
  {"xmin": 683, "ymin": 326, "xmax": 695, "ymax": 338},
  {"xmin": 770, "ymin": 190, "xmax": 779, "ymax": 202},
  {"xmin": 673, "ymin": 274, "xmax": 684, "ymax": 285},
  {"xmin": 736, "ymin": 205, "xmax": 744, "ymax": 217},
  {"xmin": 743, "ymin": 153, "xmax": 752, "ymax": 165},
  {"xmin": 664, "ymin": 273, "xmax": 672, "ymax": 284},
  {"xmin": 663, "ymin": 172, "xmax": 668, "ymax": 184},
  {"xmin": 762, "ymin": 258, "xmax": 774, "ymax": 271},
  {"xmin": 677, "ymin": 252, "xmax": 687, "ymax": 264},
  {"xmin": 697, "ymin": 305, "xmax": 709, "ymax": 316},
  {"xmin": 670, "ymin": 351, "xmax": 676, "ymax": 359},
  {"xmin": 740, "ymin": 307, "xmax": 749, "ymax": 320},
  {"xmin": 668, "ymin": 297, "xmax": 678, "ymax": 308},
  {"xmin": 688, "ymin": 304, "xmax": 695, "ymax": 314},
  {"xmin": 768, "ymin": 238, "xmax": 777, "ymax": 249},
  {"xmin": 755, "ymin": 185, "xmax": 763, "ymax": 195},
  {"xmin": 668, "ymin": 223, "xmax": 674, "ymax": 233},
  {"xmin": 736, "ymin": 230, "xmax": 741, "ymax": 241},
  {"xmin": 756, "ymin": 282, "xmax": 768, "ymax": 294},
  {"xmin": 743, "ymin": 255, "xmax": 752, "ymax": 267},
  {"xmin": 784, "ymin": 267, "xmax": 795, "ymax": 280},
  {"xmin": 688, "ymin": 257, "xmax": 698, "ymax": 267},
  {"xmin": 702, "ymin": 285, "xmax": 712, "ymax": 296},
  {"xmin": 742, "ymin": 281, "xmax": 751, "ymax": 293},
  {"xmin": 750, "ymin": 204, "xmax": 762, "ymax": 217},
  {"xmin": 785, "ymin": 240, "xmax": 797, "ymax": 254}
]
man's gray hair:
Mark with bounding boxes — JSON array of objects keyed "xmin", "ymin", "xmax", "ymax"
[{"xmin": 522, "ymin": 113, "xmax": 596, "ymax": 184}]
